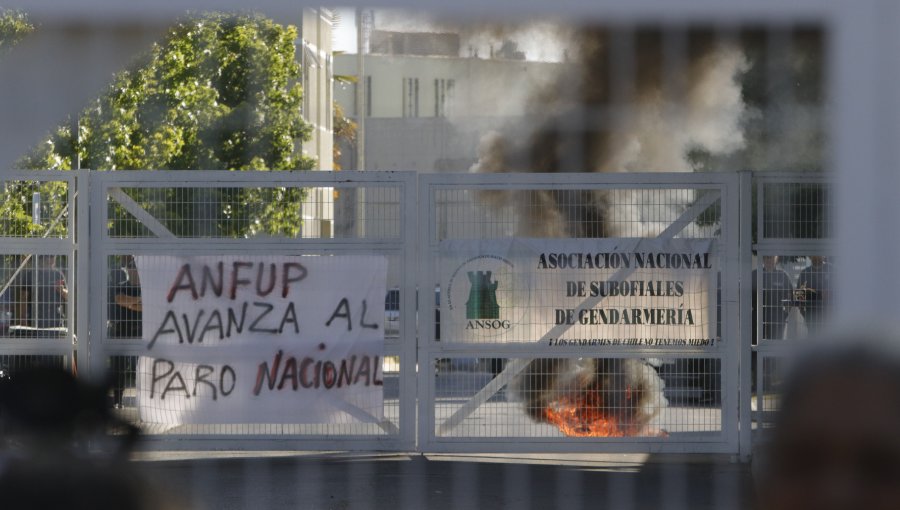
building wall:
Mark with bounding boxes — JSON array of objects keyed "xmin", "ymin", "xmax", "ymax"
[
  {"xmin": 298, "ymin": 8, "xmax": 334, "ymax": 238},
  {"xmin": 369, "ymin": 30, "xmax": 460, "ymax": 57},
  {"xmin": 334, "ymin": 54, "xmax": 571, "ymax": 174},
  {"xmin": 334, "ymin": 52, "xmax": 571, "ymax": 247},
  {"xmin": 361, "ymin": 116, "xmax": 532, "ymax": 172},
  {"xmin": 299, "ymin": 8, "xmax": 334, "ymax": 171},
  {"xmin": 335, "ymin": 54, "xmax": 569, "ymax": 120}
]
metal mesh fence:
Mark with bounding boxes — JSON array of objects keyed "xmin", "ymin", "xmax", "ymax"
[
  {"xmin": 0, "ymin": 253, "xmax": 69, "ymax": 337},
  {"xmin": 94, "ymin": 175, "xmax": 414, "ymax": 446},
  {"xmin": 106, "ymin": 185, "xmax": 402, "ymax": 240},
  {"xmin": 760, "ymin": 182, "xmax": 830, "ymax": 240},
  {"xmin": 106, "ymin": 353, "xmax": 403, "ymax": 437},
  {"xmin": 6, "ymin": 2, "xmax": 900, "ymax": 507},
  {"xmin": 432, "ymin": 356, "xmax": 722, "ymax": 439},
  {"xmin": 752, "ymin": 175, "xmax": 831, "ymax": 440},
  {"xmin": 758, "ymin": 355, "xmax": 784, "ymax": 414},
  {"xmin": 434, "ymin": 188, "xmax": 719, "ymax": 241},
  {"xmin": 421, "ymin": 177, "xmax": 735, "ymax": 452},
  {"xmin": 0, "ymin": 254, "xmax": 70, "ymax": 336},
  {"xmin": 0, "ymin": 178, "xmax": 70, "ymax": 239},
  {"xmin": 0, "ymin": 174, "xmax": 74, "ymax": 343},
  {"xmin": 0, "ymin": 354, "xmax": 67, "ymax": 375},
  {"xmin": 753, "ymin": 253, "xmax": 831, "ymax": 342}
]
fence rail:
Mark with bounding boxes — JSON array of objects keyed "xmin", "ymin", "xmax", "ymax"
[{"xmin": 0, "ymin": 169, "xmax": 830, "ymax": 456}]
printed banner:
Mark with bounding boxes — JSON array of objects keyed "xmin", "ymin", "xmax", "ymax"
[
  {"xmin": 441, "ymin": 238, "xmax": 717, "ymax": 347},
  {"xmin": 135, "ymin": 255, "xmax": 387, "ymax": 424}
]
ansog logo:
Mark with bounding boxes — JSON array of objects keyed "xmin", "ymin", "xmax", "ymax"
[{"xmin": 446, "ymin": 254, "xmax": 526, "ymax": 336}]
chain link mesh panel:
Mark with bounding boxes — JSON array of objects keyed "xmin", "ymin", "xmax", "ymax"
[
  {"xmin": 752, "ymin": 175, "xmax": 831, "ymax": 439},
  {"xmin": 93, "ymin": 174, "xmax": 414, "ymax": 448},
  {"xmin": 421, "ymin": 176, "xmax": 736, "ymax": 452}
]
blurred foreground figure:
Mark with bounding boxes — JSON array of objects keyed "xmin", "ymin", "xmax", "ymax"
[
  {"xmin": 0, "ymin": 368, "xmax": 174, "ymax": 510},
  {"xmin": 756, "ymin": 338, "xmax": 900, "ymax": 510}
]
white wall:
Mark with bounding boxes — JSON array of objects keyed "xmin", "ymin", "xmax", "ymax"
[
  {"xmin": 335, "ymin": 54, "xmax": 570, "ymax": 119},
  {"xmin": 299, "ymin": 8, "xmax": 334, "ymax": 171},
  {"xmin": 298, "ymin": 8, "xmax": 335, "ymax": 238}
]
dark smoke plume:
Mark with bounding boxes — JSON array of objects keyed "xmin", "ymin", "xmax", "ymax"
[
  {"xmin": 471, "ymin": 28, "xmax": 749, "ymax": 431},
  {"xmin": 470, "ymin": 27, "xmax": 748, "ymax": 238}
]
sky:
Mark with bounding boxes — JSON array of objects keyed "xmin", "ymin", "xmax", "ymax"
[{"xmin": 333, "ymin": 7, "xmax": 358, "ymax": 53}]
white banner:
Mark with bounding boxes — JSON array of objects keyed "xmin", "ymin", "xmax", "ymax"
[
  {"xmin": 135, "ymin": 255, "xmax": 387, "ymax": 424},
  {"xmin": 441, "ymin": 238, "xmax": 717, "ymax": 347}
]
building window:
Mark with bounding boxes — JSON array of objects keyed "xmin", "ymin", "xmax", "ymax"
[
  {"xmin": 435, "ymin": 78, "xmax": 455, "ymax": 117},
  {"xmin": 402, "ymin": 77, "xmax": 419, "ymax": 117}
]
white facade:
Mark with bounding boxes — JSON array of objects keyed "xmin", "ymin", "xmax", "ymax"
[
  {"xmin": 298, "ymin": 8, "xmax": 334, "ymax": 237},
  {"xmin": 334, "ymin": 53, "xmax": 570, "ymax": 174},
  {"xmin": 299, "ymin": 8, "xmax": 334, "ymax": 170},
  {"xmin": 335, "ymin": 53, "xmax": 568, "ymax": 120}
]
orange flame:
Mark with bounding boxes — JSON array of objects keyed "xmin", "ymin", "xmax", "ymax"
[{"xmin": 543, "ymin": 392, "xmax": 628, "ymax": 437}]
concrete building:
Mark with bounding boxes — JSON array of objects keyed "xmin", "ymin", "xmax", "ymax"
[
  {"xmin": 334, "ymin": 33, "xmax": 571, "ymax": 173},
  {"xmin": 297, "ymin": 8, "xmax": 334, "ymax": 237},
  {"xmin": 331, "ymin": 30, "xmax": 572, "ymax": 250}
]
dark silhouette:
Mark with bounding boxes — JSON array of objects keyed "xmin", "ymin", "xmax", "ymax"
[
  {"xmin": 0, "ymin": 367, "xmax": 163, "ymax": 510},
  {"xmin": 13, "ymin": 255, "xmax": 67, "ymax": 331},
  {"xmin": 756, "ymin": 339, "xmax": 900, "ymax": 510},
  {"xmin": 752, "ymin": 256, "xmax": 794, "ymax": 341},
  {"xmin": 107, "ymin": 255, "xmax": 142, "ymax": 408},
  {"xmin": 797, "ymin": 256, "xmax": 831, "ymax": 334}
]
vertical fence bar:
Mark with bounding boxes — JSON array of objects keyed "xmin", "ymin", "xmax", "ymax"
[
  {"xmin": 399, "ymin": 172, "xmax": 418, "ymax": 450},
  {"xmin": 738, "ymin": 171, "xmax": 753, "ymax": 460},
  {"xmin": 719, "ymin": 172, "xmax": 742, "ymax": 457},
  {"xmin": 75, "ymin": 169, "xmax": 92, "ymax": 379},
  {"xmin": 416, "ymin": 176, "xmax": 434, "ymax": 451}
]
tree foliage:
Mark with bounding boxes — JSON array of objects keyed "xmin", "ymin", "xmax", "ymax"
[
  {"xmin": 7, "ymin": 12, "xmax": 318, "ymax": 238},
  {"xmin": 0, "ymin": 8, "xmax": 32, "ymax": 55},
  {"xmin": 0, "ymin": 9, "xmax": 66, "ymax": 240},
  {"xmin": 19, "ymin": 12, "xmax": 314, "ymax": 172},
  {"xmin": 332, "ymin": 101, "xmax": 356, "ymax": 171}
]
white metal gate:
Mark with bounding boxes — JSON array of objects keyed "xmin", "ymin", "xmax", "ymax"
[
  {"xmin": 85, "ymin": 170, "xmax": 417, "ymax": 450},
  {"xmin": 0, "ymin": 169, "xmax": 835, "ymax": 456},
  {"xmin": 0, "ymin": 170, "xmax": 77, "ymax": 377},
  {"xmin": 750, "ymin": 173, "xmax": 831, "ymax": 431},
  {"xmin": 417, "ymin": 172, "xmax": 748, "ymax": 455}
]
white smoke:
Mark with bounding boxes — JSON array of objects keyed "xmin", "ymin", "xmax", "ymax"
[
  {"xmin": 600, "ymin": 46, "xmax": 748, "ymax": 236},
  {"xmin": 469, "ymin": 36, "xmax": 750, "ymax": 238},
  {"xmin": 601, "ymin": 47, "xmax": 748, "ymax": 174},
  {"xmin": 371, "ymin": 9, "xmax": 572, "ymax": 63}
]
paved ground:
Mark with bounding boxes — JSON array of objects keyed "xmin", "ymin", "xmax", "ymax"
[
  {"xmin": 121, "ymin": 368, "xmax": 724, "ymax": 438},
  {"xmin": 124, "ymin": 366, "xmax": 749, "ymax": 509},
  {"xmin": 134, "ymin": 451, "xmax": 754, "ymax": 510}
]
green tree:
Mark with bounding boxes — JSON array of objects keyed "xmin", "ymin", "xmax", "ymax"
[
  {"xmin": 332, "ymin": 101, "xmax": 356, "ymax": 171},
  {"xmin": 0, "ymin": 9, "xmax": 65, "ymax": 241},
  {"xmin": 7, "ymin": 12, "xmax": 317, "ymax": 238},
  {"xmin": 0, "ymin": 8, "xmax": 32, "ymax": 54}
]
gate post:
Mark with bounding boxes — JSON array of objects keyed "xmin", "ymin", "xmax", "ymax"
[
  {"xmin": 74, "ymin": 169, "xmax": 93, "ymax": 380},
  {"xmin": 738, "ymin": 171, "xmax": 753, "ymax": 460}
]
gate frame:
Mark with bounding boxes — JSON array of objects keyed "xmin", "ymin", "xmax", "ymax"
[
  {"xmin": 417, "ymin": 171, "xmax": 747, "ymax": 455},
  {"xmin": 750, "ymin": 172, "xmax": 831, "ymax": 436},
  {"xmin": 3, "ymin": 169, "xmax": 809, "ymax": 457},
  {"xmin": 84, "ymin": 169, "xmax": 418, "ymax": 451},
  {"xmin": 0, "ymin": 170, "xmax": 77, "ymax": 367}
]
